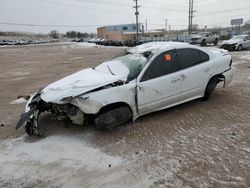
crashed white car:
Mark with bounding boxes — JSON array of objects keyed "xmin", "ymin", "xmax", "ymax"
[
  {"xmin": 221, "ymin": 35, "xmax": 250, "ymax": 51},
  {"xmin": 17, "ymin": 42, "xmax": 234, "ymax": 136}
]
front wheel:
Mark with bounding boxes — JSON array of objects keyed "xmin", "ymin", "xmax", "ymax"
[
  {"xmin": 201, "ymin": 40, "xmax": 206, "ymax": 46},
  {"xmin": 202, "ymin": 76, "xmax": 219, "ymax": 101},
  {"xmin": 95, "ymin": 106, "xmax": 132, "ymax": 130},
  {"xmin": 214, "ymin": 39, "xmax": 218, "ymax": 45},
  {"xmin": 238, "ymin": 44, "xmax": 243, "ymax": 51}
]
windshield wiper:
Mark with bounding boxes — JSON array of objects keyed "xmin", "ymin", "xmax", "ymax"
[{"xmin": 107, "ymin": 65, "xmax": 115, "ymax": 75}]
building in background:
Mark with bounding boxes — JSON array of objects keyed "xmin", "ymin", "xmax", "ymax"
[
  {"xmin": 97, "ymin": 23, "xmax": 191, "ymax": 42},
  {"xmin": 97, "ymin": 23, "xmax": 142, "ymax": 42}
]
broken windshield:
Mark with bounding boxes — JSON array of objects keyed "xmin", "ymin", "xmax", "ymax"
[
  {"xmin": 96, "ymin": 53, "xmax": 148, "ymax": 81},
  {"xmin": 113, "ymin": 54, "xmax": 148, "ymax": 81}
]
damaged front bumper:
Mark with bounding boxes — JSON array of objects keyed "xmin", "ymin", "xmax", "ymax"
[{"xmin": 16, "ymin": 88, "xmax": 50, "ymax": 136}]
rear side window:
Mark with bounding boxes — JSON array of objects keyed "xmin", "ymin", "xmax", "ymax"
[
  {"xmin": 200, "ymin": 50, "xmax": 209, "ymax": 62},
  {"xmin": 176, "ymin": 48, "xmax": 209, "ymax": 69},
  {"xmin": 141, "ymin": 50, "xmax": 179, "ymax": 81}
]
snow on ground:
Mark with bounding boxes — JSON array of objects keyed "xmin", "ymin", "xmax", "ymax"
[
  {"xmin": 75, "ymin": 42, "xmax": 127, "ymax": 49},
  {"xmin": 76, "ymin": 42, "xmax": 98, "ymax": 48},
  {"xmin": 0, "ymin": 135, "xmax": 122, "ymax": 170},
  {"xmin": 0, "ymin": 135, "xmax": 124, "ymax": 187},
  {"xmin": 10, "ymin": 98, "xmax": 27, "ymax": 104},
  {"xmin": 240, "ymin": 54, "xmax": 250, "ymax": 60},
  {"xmin": 0, "ymin": 135, "xmax": 183, "ymax": 188}
]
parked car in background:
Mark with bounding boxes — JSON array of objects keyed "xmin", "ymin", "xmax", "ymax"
[
  {"xmin": 221, "ymin": 35, "xmax": 250, "ymax": 51},
  {"xmin": 190, "ymin": 32, "xmax": 219, "ymax": 46},
  {"xmin": 16, "ymin": 42, "xmax": 234, "ymax": 136}
]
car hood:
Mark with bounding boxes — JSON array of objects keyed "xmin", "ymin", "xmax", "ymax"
[
  {"xmin": 41, "ymin": 68, "xmax": 124, "ymax": 103},
  {"xmin": 223, "ymin": 38, "xmax": 242, "ymax": 45}
]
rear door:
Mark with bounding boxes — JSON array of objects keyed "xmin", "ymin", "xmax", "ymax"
[
  {"xmin": 137, "ymin": 50, "xmax": 181, "ymax": 115},
  {"xmin": 176, "ymin": 48, "xmax": 212, "ymax": 100}
]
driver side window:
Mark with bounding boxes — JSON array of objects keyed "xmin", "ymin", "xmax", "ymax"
[{"xmin": 141, "ymin": 50, "xmax": 179, "ymax": 82}]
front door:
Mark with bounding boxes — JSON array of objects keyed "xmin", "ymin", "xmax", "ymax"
[{"xmin": 137, "ymin": 50, "xmax": 182, "ymax": 115}]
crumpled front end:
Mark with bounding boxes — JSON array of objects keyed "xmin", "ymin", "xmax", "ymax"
[
  {"xmin": 16, "ymin": 88, "xmax": 50, "ymax": 136},
  {"xmin": 16, "ymin": 88, "xmax": 87, "ymax": 136},
  {"xmin": 16, "ymin": 68, "xmax": 129, "ymax": 136}
]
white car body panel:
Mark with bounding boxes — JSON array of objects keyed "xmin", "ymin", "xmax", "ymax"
[
  {"xmin": 72, "ymin": 81, "xmax": 137, "ymax": 116},
  {"xmin": 137, "ymin": 71, "xmax": 182, "ymax": 115},
  {"xmin": 41, "ymin": 68, "xmax": 124, "ymax": 104}
]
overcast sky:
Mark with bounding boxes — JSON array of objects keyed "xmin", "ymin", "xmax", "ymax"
[{"xmin": 0, "ymin": 0, "xmax": 250, "ymax": 34}]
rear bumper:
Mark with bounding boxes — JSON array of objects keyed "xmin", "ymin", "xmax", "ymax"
[{"xmin": 222, "ymin": 67, "xmax": 234, "ymax": 87}]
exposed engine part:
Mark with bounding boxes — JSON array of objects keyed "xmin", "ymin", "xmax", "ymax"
[{"xmin": 68, "ymin": 110, "xmax": 85, "ymax": 125}]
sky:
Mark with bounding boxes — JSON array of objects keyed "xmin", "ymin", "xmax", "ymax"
[{"xmin": 0, "ymin": 0, "xmax": 250, "ymax": 34}]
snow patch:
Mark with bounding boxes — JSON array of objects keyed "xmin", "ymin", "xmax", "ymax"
[
  {"xmin": 0, "ymin": 136, "xmax": 122, "ymax": 170},
  {"xmin": 10, "ymin": 98, "xmax": 28, "ymax": 104},
  {"xmin": 240, "ymin": 55, "xmax": 250, "ymax": 60},
  {"xmin": 242, "ymin": 147, "xmax": 250, "ymax": 153},
  {"xmin": 76, "ymin": 42, "xmax": 98, "ymax": 48}
]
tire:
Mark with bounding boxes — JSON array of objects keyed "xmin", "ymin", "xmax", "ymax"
[
  {"xmin": 95, "ymin": 106, "xmax": 132, "ymax": 130},
  {"xmin": 201, "ymin": 40, "xmax": 206, "ymax": 46},
  {"xmin": 202, "ymin": 76, "xmax": 219, "ymax": 101},
  {"xmin": 238, "ymin": 44, "xmax": 243, "ymax": 51},
  {"xmin": 214, "ymin": 39, "xmax": 218, "ymax": 45}
]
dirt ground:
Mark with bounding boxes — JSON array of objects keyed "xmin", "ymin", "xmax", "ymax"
[{"xmin": 0, "ymin": 43, "xmax": 249, "ymax": 188}]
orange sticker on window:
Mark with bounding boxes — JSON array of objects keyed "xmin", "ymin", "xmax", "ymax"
[{"xmin": 165, "ymin": 54, "xmax": 172, "ymax": 61}]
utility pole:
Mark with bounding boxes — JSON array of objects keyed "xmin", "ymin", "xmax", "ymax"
[
  {"xmin": 165, "ymin": 19, "xmax": 168, "ymax": 32},
  {"xmin": 133, "ymin": 0, "xmax": 140, "ymax": 41},
  {"xmin": 146, "ymin": 19, "xmax": 148, "ymax": 31},
  {"xmin": 188, "ymin": 0, "xmax": 194, "ymax": 35}
]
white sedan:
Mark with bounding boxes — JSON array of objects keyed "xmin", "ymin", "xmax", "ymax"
[
  {"xmin": 221, "ymin": 35, "xmax": 250, "ymax": 51},
  {"xmin": 17, "ymin": 42, "xmax": 234, "ymax": 136}
]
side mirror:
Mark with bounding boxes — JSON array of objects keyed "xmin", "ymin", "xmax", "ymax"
[{"xmin": 206, "ymin": 34, "xmax": 209, "ymax": 37}]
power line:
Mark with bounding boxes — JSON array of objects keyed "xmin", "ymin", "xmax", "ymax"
[
  {"xmin": 0, "ymin": 22, "xmax": 101, "ymax": 28},
  {"xmin": 38, "ymin": 0, "xmax": 130, "ymax": 15},
  {"xmin": 196, "ymin": 6, "xmax": 250, "ymax": 16}
]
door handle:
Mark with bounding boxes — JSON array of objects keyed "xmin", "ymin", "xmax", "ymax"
[{"xmin": 180, "ymin": 74, "xmax": 186, "ymax": 81}]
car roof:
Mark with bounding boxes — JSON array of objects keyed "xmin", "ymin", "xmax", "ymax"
[{"xmin": 128, "ymin": 42, "xmax": 193, "ymax": 54}]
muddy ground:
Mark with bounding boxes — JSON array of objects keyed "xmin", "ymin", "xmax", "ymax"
[{"xmin": 0, "ymin": 43, "xmax": 249, "ymax": 188}]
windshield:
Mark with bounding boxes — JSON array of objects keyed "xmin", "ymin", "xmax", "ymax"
[
  {"xmin": 95, "ymin": 53, "xmax": 148, "ymax": 81},
  {"xmin": 198, "ymin": 32, "xmax": 208, "ymax": 36},
  {"xmin": 232, "ymin": 35, "xmax": 245, "ymax": 40},
  {"xmin": 113, "ymin": 54, "xmax": 148, "ymax": 81}
]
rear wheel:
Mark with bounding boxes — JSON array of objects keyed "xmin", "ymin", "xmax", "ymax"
[
  {"xmin": 95, "ymin": 106, "xmax": 132, "ymax": 130},
  {"xmin": 202, "ymin": 76, "xmax": 219, "ymax": 101}
]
